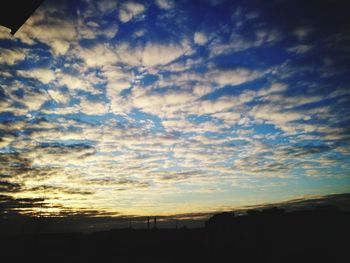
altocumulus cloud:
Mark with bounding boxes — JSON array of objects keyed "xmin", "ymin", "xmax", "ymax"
[{"xmin": 0, "ymin": 0, "xmax": 350, "ymax": 217}]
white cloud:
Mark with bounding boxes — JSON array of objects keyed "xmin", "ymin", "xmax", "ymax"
[
  {"xmin": 119, "ymin": 2, "xmax": 146, "ymax": 23},
  {"xmin": 155, "ymin": 0, "xmax": 174, "ymax": 9},
  {"xmin": 97, "ymin": 0, "xmax": 118, "ymax": 13},
  {"xmin": 208, "ymin": 68, "xmax": 259, "ymax": 86},
  {"xmin": 187, "ymin": 97, "xmax": 235, "ymax": 115},
  {"xmin": 29, "ymin": 21, "xmax": 75, "ymax": 55},
  {"xmin": 22, "ymin": 90, "xmax": 49, "ymax": 111},
  {"xmin": 210, "ymin": 28, "xmax": 281, "ymax": 57},
  {"xmin": 78, "ymin": 44, "xmax": 119, "ymax": 68},
  {"xmin": 17, "ymin": 68, "xmax": 55, "ymax": 84},
  {"xmin": 0, "ymin": 26, "xmax": 11, "ymax": 39},
  {"xmin": 194, "ymin": 32, "xmax": 208, "ymax": 45},
  {"xmin": 79, "ymin": 97, "xmax": 109, "ymax": 115},
  {"xmin": 293, "ymin": 27, "xmax": 312, "ymax": 39},
  {"xmin": 78, "ymin": 19, "xmax": 118, "ymax": 40},
  {"xmin": 193, "ymin": 85, "xmax": 213, "ymax": 97},
  {"xmin": 78, "ymin": 40, "xmax": 189, "ymax": 69},
  {"xmin": 48, "ymin": 89, "xmax": 70, "ymax": 104},
  {"xmin": 257, "ymin": 83, "xmax": 288, "ymax": 97},
  {"xmin": 57, "ymin": 73, "xmax": 85, "ymax": 90},
  {"xmin": 249, "ymin": 103, "xmax": 307, "ymax": 132},
  {"xmin": 109, "ymin": 94, "xmax": 133, "ymax": 114},
  {"xmin": 212, "ymin": 111, "xmax": 241, "ymax": 126},
  {"xmin": 141, "ymin": 42, "xmax": 187, "ymax": 67},
  {"xmin": 0, "ymin": 134, "xmax": 15, "ymax": 148},
  {"xmin": 0, "ymin": 48, "xmax": 27, "ymax": 65},
  {"xmin": 131, "ymin": 89, "xmax": 194, "ymax": 117},
  {"xmin": 104, "ymin": 67, "xmax": 133, "ymax": 94},
  {"xmin": 14, "ymin": 6, "xmax": 77, "ymax": 55},
  {"xmin": 287, "ymin": 44, "xmax": 313, "ymax": 54}
]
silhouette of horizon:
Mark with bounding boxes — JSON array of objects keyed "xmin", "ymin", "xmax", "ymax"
[
  {"xmin": 1, "ymin": 0, "xmax": 350, "ymax": 261},
  {"xmin": 1, "ymin": 192, "xmax": 350, "ymax": 236},
  {"xmin": 1, "ymin": 199, "xmax": 349, "ymax": 263}
]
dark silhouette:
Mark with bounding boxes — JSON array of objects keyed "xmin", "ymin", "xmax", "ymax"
[
  {"xmin": 153, "ymin": 216, "xmax": 157, "ymax": 229},
  {"xmin": 0, "ymin": 0, "xmax": 44, "ymax": 35},
  {"xmin": 0, "ymin": 205, "xmax": 349, "ymax": 263}
]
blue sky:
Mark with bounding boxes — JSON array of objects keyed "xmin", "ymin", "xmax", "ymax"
[{"xmin": 0, "ymin": 0, "xmax": 350, "ymax": 217}]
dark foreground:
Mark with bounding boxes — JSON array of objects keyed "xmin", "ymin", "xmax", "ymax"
[{"xmin": 1, "ymin": 206, "xmax": 349, "ymax": 263}]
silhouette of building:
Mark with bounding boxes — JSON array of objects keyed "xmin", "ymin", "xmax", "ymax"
[
  {"xmin": 261, "ymin": 207, "xmax": 285, "ymax": 216},
  {"xmin": 205, "ymin": 212, "xmax": 235, "ymax": 229},
  {"xmin": 246, "ymin": 209, "xmax": 261, "ymax": 217}
]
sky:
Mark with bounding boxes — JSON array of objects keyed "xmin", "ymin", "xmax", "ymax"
[{"xmin": 0, "ymin": 0, "xmax": 350, "ymax": 219}]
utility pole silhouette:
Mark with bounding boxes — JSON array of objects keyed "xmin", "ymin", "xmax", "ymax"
[
  {"xmin": 147, "ymin": 216, "xmax": 150, "ymax": 231},
  {"xmin": 153, "ymin": 217, "xmax": 157, "ymax": 229}
]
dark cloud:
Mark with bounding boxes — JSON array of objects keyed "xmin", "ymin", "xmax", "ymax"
[
  {"xmin": 0, "ymin": 180, "xmax": 21, "ymax": 193},
  {"xmin": 84, "ymin": 178, "xmax": 150, "ymax": 190},
  {"xmin": 0, "ymin": 194, "xmax": 44, "ymax": 212},
  {"xmin": 160, "ymin": 170, "xmax": 202, "ymax": 181},
  {"xmin": 285, "ymin": 144, "xmax": 332, "ymax": 157},
  {"xmin": 26, "ymin": 185, "xmax": 94, "ymax": 196}
]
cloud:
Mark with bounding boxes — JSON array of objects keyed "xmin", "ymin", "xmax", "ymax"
[
  {"xmin": 78, "ymin": 40, "xmax": 189, "ymax": 69},
  {"xmin": 194, "ymin": 32, "xmax": 208, "ymax": 45},
  {"xmin": 193, "ymin": 85, "xmax": 213, "ymax": 97},
  {"xmin": 141, "ymin": 42, "xmax": 188, "ymax": 67},
  {"xmin": 21, "ymin": 90, "xmax": 50, "ymax": 111},
  {"xmin": 0, "ymin": 48, "xmax": 27, "ymax": 65},
  {"xmin": 97, "ymin": 0, "xmax": 118, "ymax": 13},
  {"xmin": 0, "ymin": 25, "xmax": 11, "ymax": 39},
  {"xmin": 0, "ymin": 181, "xmax": 21, "ymax": 193},
  {"xmin": 78, "ymin": 44, "xmax": 119, "ymax": 68},
  {"xmin": 211, "ymin": 111, "xmax": 241, "ymax": 126},
  {"xmin": 293, "ymin": 27, "xmax": 312, "ymax": 39},
  {"xmin": 155, "ymin": 0, "xmax": 174, "ymax": 10},
  {"xmin": 1, "ymin": 0, "xmax": 349, "ymax": 218},
  {"xmin": 287, "ymin": 44, "xmax": 313, "ymax": 54},
  {"xmin": 24, "ymin": 185, "xmax": 94, "ymax": 196},
  {"xmin": 0, "ymin": 134, "xmax": 16, "ymax": 148},
  {"xmin": 257, "ymin": 83, "xmax": 288, "ymax": 97},
  {"xmin": 104, "ymin": 67, "xmax": 133, "ymax": 94},
  {"xmin": 0, "ymin": 194, "xmax": 45, "ymax": 213},
  {"xmin": 119, "ymin": 2, "xmax": 146, "ymax": 23},
  {"xmin": 2, "ymin": 82, "xmax": 50, "ymax": 112},
  {"xmin": 79, "ymin": 97, "xmax": 109, "ymax": 115},
  {"xmin": 78, "ymin": 22, "xmax": 118, "ymax": 40},
  {"xmin": 250, "ymin": 103, "xmax": 307, "ymax": 129},
  {"xmin": 57, "ymin": 73, "xmax": 85, "ymax": 90},
  {"xmin": 15, "ymin": 3, "xmax": 77, "ymax": 55},
  {"xmin": 210, "ymin": 28, "xmax": 281, "ymax": 57},
  {"xmin": 48, "ymin": 89, "xmax": 70, "ymax": 104},
  {"xmin": 26, "ymin": 143, "xmax": 96, "ymax": 167},
  {"xmin": 131, "ymin": 88, "xmax": 194, "ymax": 117},
  {"xmin": 208, "ymin": 68, "xmax": 259, "ymax": 86},
  {"xmin": 17, "ymin": 68, "xmax": 55, "ymax": 84}
]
